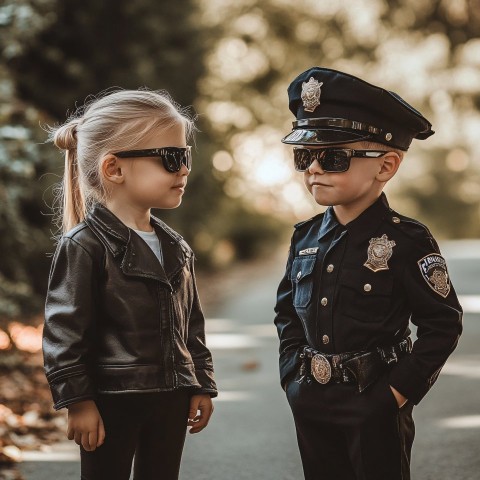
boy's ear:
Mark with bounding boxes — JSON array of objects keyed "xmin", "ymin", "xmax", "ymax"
[
  {"xmin": 102, "ymin": 154, "xmax": 125, "ymax": 184},
  {"xmin": 376, "ymin": 151, "xmax": 402, "ymax": 182}
]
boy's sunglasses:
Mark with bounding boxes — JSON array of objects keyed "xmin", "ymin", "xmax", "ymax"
[
  {"xmin": 293, "ymin": 147, "xmax": 387, "ymax": 173},
  {"xmin": 113, "ymin": 146, "xmax": 192, "ymax": 173}
]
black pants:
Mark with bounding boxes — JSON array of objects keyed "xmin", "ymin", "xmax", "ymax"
[
  {"xmin": 80, "ymin": 390, "xmax": 190, "ymax": 480},
  {"xmin": 286, "ymin": 371, "xmax": 415, "ymax": 480}
]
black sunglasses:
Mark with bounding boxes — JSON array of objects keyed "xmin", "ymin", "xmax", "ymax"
[
  {"xmin": 113, "ymin": 146, "xmax": 192, "ymax": 173},
  {"xmin": 293, "ymin": 147, "xmax": 387, "ymax": 173}
]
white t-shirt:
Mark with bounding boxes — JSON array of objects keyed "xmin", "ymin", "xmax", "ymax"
[{"xmin": 133, "ymin": 228, "xmax": 164, "ymax": 266}]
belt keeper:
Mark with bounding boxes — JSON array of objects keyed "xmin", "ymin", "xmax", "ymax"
[{"xmin": 297, "ymin": 351, "xmax": 307, "ymax": 383}]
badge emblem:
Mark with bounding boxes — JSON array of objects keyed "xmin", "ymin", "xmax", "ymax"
[
  {"xmin": 311, "ymin": 354, "xmax": 331, "ymax": 384},
  {"xmin": 364, "ymin": 234, "xmax": 396, "ymax": 272},
  {"xmin": 417, "ymin": 254, "xmax": 451, "ymax": 298},
  {"xmin": 301, "ymin": 77, "xmax": 323, "ymax": 112}
]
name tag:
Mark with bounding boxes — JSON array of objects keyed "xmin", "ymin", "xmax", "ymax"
[{"xmin": 299, "ymin": 247, "xmax": 318, "ymax": 256}]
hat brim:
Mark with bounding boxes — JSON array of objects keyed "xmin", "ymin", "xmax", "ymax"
[{"xmin": 281, "ymin": 128, "xmax": 372, "ymax": 146}]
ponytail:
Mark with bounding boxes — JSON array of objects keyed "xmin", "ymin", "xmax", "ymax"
[
  {"xmin": 62, "ymin": 149, "xmax": 86, "ymax": 232},
  {"xmin": 52, "ymin": 119, "xmax": 86, "ymax": 233}
]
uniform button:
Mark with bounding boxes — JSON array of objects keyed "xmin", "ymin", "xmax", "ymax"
[
  {"xmin": 321, "ymin": 297, "xmax": 328, "ymax": 306},
  {"xmin": 364, "ymin": 284, "xmax": 372, "ymax": 292},
  {"xmin": 326, "ymin": 264, "xmax": 334, "ymax": 273},
  {"xmin": 392, "ymin": 216, "xmax": 400, "ymax": 223},
  {"xmin": 297, "ymin": 271, "xmax": 302, "ymax": 280},
  {"xmin": 322, "ymin": 335, "xmax": 330, "ymax": 344}
]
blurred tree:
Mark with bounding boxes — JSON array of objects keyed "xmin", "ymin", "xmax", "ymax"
[
  {"xmin": 0, "ymin": 0, "xmax": 285, "ymax": 320},
  {"xmin": 0, "ymin": 1, "xmax": 56, "ymax": 319},
  {"xmin": 196, "ymin": 0, "xmax": 480, "ymax": 237},
  {"xmin": 2, "ymin": 0, "xmax": 480, "ymax": 320},
  {"xmin": 6, "ymin": 0, "xmax": 206, "ymax": 117}
]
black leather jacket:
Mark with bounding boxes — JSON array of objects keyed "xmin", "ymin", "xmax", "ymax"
[{"xmin": 43, "ymin": 203, "xmax": 217, "ymax": 410}]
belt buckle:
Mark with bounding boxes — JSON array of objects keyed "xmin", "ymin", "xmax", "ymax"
[{"xmin": 311, "ymin": 353, "xmax": 332, "ymax": 384}]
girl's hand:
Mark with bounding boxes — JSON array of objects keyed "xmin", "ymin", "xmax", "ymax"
[
  {"xmin": 187, "ymin": 394, "xmax": 214, "ymax": 434},
  {"xmin": 67, "ymin": 399, "xmax": 105, "ymax": 451}
]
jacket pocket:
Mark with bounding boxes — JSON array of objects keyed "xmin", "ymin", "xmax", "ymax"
[
  {"xmin": 291, "ymin": 255, "xmax": 317, "ymax": 308},
  {"xmin": 338, "ymin": 269, "xmax": 393, "ymax": 322}
]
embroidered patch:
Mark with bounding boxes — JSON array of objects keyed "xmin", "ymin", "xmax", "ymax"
[
  {"xmin": 417, "ymin": 254, "xmax": 451, "ymax": 298},
  {"xmin": 364, "ymin": 234, "xmax": 396, "ymax": 272},
  {"xmin": 301, "ymin": 77, "xmax": 323, "ymax": 112},
  {"xmin": 299, "ymin": 247, "xmax": 319, "ymax": 256}
]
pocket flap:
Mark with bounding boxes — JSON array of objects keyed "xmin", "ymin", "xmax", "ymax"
[
  {"xmin": 291, "ymin": 256, "xmax": 316, "ymax": 282},
  {"xmin": 340, "ymin": 268, "xmax": 393, "ymax": 295}
]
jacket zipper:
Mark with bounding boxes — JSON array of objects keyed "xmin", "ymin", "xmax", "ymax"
[{"xmin": 168, "ymin": 289, "xmax": 178, "ymax": 389}]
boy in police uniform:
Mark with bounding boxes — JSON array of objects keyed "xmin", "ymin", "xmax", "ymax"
[{"xmin": 274, "ymin": 67, "xmax": 463, "ymax": 480}]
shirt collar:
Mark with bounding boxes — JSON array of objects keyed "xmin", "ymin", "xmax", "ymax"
[
  {"xmin": 318, "ymin": 192, "xmax": 391, "ymax": 244},
  {"xmin": 317, "ymin": 206, "xmax": 341, "ymax": 240},
  {"xmin": 345, "ymin": 192, "xmax": 391, "ymax": 245}
]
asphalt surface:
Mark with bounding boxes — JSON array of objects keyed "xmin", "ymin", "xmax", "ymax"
[{"xmin": 17, "ymin": 240, "xmax": 480, "ymax": 480}]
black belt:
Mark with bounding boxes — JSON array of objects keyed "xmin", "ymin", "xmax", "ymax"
[{"xmin": 299, "ymin": 338, "xmax": 412, "ymax": 392}]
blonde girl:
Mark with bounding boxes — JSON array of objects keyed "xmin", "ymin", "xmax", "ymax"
[{"xmin": 42, "ymin": 89, "xmax": 217, "ymax": 480}]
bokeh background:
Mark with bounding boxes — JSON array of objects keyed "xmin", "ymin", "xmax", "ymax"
[{"xmin": 1, "ymin": 0, "xmax": 479, "ymax": 478}]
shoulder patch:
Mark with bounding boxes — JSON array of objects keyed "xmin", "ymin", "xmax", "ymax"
[{"xmin": 417, "ymin": 254, "xmax": 451, "ymax": 298}]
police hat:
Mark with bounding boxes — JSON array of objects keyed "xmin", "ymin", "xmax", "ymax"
[{"xmin": 282, "ymin": 67, "xmax": 434, "ymax": 151}]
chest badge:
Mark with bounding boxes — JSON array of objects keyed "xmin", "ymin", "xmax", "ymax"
[
  {"xmin": 301, "ymin": 77, "xmax": 323, "ymax": 112},
  {"xmin": 364, "ymin": 234, "xmax": 396, "ymax": 272},
  {"xmin": 417, "ymin": 254, "xmax": 451, "ymax": 298}
]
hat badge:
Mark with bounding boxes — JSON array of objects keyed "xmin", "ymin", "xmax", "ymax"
[{"xmin": 301, "ymin": 77, "xmax": 323, "ymax": 112}]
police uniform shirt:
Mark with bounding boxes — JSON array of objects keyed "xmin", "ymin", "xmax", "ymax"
[{"xmin": 274, "ymin": 193, "xmax": 463, "ymax": 405}]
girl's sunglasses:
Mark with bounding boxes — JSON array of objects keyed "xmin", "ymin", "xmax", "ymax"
[
  {"xmin": 293, "ymin": 147, "xmax": 387, "ymax": 173},
  {"xmin": 113, "ymin": 146, "xmax": 192, "ymax": 173}
]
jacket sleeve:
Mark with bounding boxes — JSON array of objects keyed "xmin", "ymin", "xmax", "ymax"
[
  {"xmin": 186, "ymin": 256, "xmax": 217, "ymax": 398},
  {"xmin": 388, "ymin": 234, "xmax": 463, "ymax": 404},
  {"xmin": 43, "ymin": 236, "xmax": 99, "ymax": 410},
  {"xmin": 274, "ymin": 236, "xmax": 308, "ymax": 390}
]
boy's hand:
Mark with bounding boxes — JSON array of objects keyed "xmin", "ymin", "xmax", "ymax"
[
  {"xmin": 67, "ymin": 399, "xmax": 105, "ymax": 451},
  {"xmin": 390, "ymin": 385, "xmax": 408, "ymax": 408},
  {"xmin": 188, "ymin": 394, "xmax": 214, "ymax": 434}
]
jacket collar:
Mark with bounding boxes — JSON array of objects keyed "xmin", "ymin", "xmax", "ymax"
[
  {"xmin": 85, "ymin": 203, "xmax": 189, "ymax": 286},
  {"xmin": 318, "ymin": 192, "xmax": 391, "ymax": 245}
]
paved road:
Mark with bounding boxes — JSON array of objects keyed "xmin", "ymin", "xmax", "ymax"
[{"xmin": 18, "ymin": 241, "xmax": 480, "ymax": 479}]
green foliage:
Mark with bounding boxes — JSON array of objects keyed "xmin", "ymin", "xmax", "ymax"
[
  {"xmin": 1, "ymin": 0, "xmax": 479, "ymax": 319},
  {"xmin": 0, "ymin": 0, "xmax": 286, "ymax": 318},
  {"xmin": 0, "ymin": 80, "xmax": 55, "ymax": 317},
  {"xmin": 6, "ymin": 0, "xmax": 209, "ymax": 116}
]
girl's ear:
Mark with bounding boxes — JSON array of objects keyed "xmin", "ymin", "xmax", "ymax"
[
  {"xmin": 376, "ymin": 151, "xmax": 402, "ymax": 182},
  {"xmin": 102, "ymin": 154, "xmax": 125, "ymax": 184}
]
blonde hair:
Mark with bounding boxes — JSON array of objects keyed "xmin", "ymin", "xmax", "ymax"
[{"xmin": 48, "ymin": 88, "xmax": 195, "ymax": 235}]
